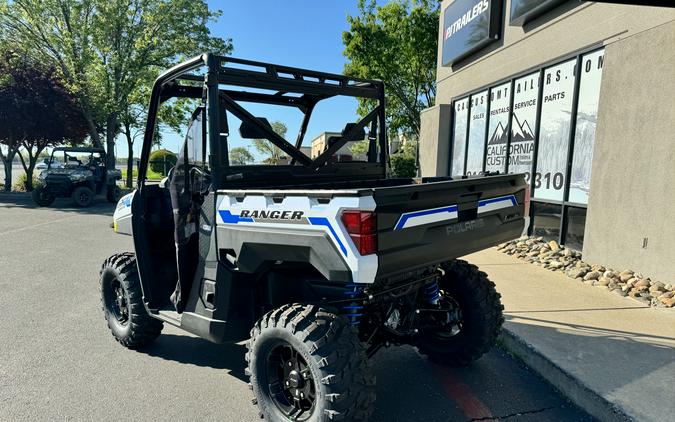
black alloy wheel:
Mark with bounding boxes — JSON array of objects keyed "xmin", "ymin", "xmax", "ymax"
[
  {"xmin": 32, "ymin": 186, "xmax": 56, "ymax": 206},
  {"xmin": 417, "ymin": 259, "xmax": 504, "ymax": 367},
  {"xmin": 267, "ymin": 342, "xmax": 316, "ymax": 421},
  {"xmin": 72, "ymin": 186, "xmax": 94, "ymax": 207},
  {"xmin": 106, "ymin": 277, "xmax": 129, "ymax": 325},
  {"xmin": 247, "ymin": 304, "xmax": 375, "ymax": 421},
  {"xmin": 99, "ymin": 253, "xmax": 163, "ymax": 348}
]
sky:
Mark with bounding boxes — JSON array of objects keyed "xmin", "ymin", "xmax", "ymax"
[{"xmin": 116, "ymin": 0, "xmax": 366, "ymax": 160}]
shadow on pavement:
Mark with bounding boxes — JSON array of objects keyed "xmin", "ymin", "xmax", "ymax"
[
  {"xmin": 0, "ymin": 192, "xmax": 117, "ymax": 216},
  {"xmin": 504, "ymin": 314, "xmax": 675, "ymax": 420},
  {"xmin": 141, "ymin": 333, "xmax": 248, "ymax": 382}
]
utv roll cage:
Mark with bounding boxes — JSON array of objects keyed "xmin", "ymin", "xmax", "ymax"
[
  {"xmin": 138, "ymin": 54, "xmax": 387, "ymax": 190},
  {"xmin": 50, "ymin": 147, "xmax": 106, "ymax": 166}
]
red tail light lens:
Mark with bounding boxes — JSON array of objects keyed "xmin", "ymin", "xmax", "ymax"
[{"xmin": 341, "ymin": 210, "xmax": 377, "ymax": 255}]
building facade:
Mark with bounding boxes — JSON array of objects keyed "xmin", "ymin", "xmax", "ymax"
[
  {"xmin": 420, "ymin": 0, "xmax": 675, "ymax": 281},
  {"xmin": 310, "ymin": 132, "xmax": 363, "ymax": 160}
]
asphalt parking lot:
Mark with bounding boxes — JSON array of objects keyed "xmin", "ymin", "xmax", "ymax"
[{"xmin": 0, "ymin": 193, "xmax": 593, "ymax": 422}]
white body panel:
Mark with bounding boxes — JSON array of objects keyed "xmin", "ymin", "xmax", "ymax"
[{"xmin": 216, "ymin": 190, "xmax": 379, "ymax": 284}]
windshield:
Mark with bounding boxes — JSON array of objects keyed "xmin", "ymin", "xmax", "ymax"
[{"xmin": 51, "ymin": 151, "xmax": 104, "ymax": 169}]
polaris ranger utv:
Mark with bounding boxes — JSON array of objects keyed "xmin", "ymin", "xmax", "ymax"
[
  {"xmin": 101, "ymin": 54, "xmax": 528, "ymax": 421},
  {"xmin": 33, "ymin": 147, "xmax": 122, "ymax": 207}
]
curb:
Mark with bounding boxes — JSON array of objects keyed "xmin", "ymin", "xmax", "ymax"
[{"xmin": 498, "ymin": 328, "xmax": 633, "ymax": 422}]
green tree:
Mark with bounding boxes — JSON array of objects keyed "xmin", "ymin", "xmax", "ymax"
[
  {"xmin": 343, "ymin": 0, "xmax": 439, "ymax": 140},
  {"xmin": 0, "ymin": 50, "xmax": 88, "ymax": 191},
  {"xmin": 390, "ymin": 139, "xmax": 418, "ymax": 178},
  {"xmin": 229, "ymin": 146, "xmax": 254, "ymax": 165},
  {"xmin": 0, "ymin": 0, "xmax": 231, "ymax": 169},
  {"xmin": 348, "ymin": 140, "xmax": 369, "ymax": 160},
  {"xmin": 253, "ymin": 121, "xmax": 288, "ymax": 165},
  {"xmin": 148, "ymin": 148, "xmax": 177, "ymax": 176}
]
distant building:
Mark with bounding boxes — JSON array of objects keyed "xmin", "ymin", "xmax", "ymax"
[{"xmin": 310, "ymin": 132, "xmax": 355, "ymax": 161}]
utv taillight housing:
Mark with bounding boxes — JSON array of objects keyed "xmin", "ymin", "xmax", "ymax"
[{"xmin": 341, "ymin": 210, "xmax": 377, "ymax": 255}]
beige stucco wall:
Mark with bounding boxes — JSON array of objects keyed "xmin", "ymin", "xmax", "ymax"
[
  {"xmin": 420, "ymin": 1, "xmax": 675, "ymax": 280},
  {"xmin": 582, "ymin": 21, "xmax": 675, "ymax": 282},
  {"xmin": 420, "ymin": 0, "xmax": 675, "ymax": 177},
  {"xmin": 420, "ymin": 104, "xmax": 453, "ymax": 176}
]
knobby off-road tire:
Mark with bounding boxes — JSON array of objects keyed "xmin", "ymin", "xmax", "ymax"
[
  {"xmin": 32, "ymin": 186, "xmax": 55, "ymax": 207},
  {"xmin": 246, "ymin": 304, "xmax": 376, "ymax": 421},
  {"xmin": 72, "ymin": 186, "xmax": 94, "ymax": 207},
  {"xmin": 417, "ymin": 259, "xmax": 504, "ymax": 367},
  {"xmin": 106, "ymin": 184, "xmax": 121, "ymax": 203},
  {"xmin": 100, "ymin": 252, "xmax": 163, "ymax": 348}
]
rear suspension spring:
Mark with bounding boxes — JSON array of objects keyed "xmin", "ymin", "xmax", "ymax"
[
  {"xmin": 342, "ymin": 284, "xmax": 366, "ymax": 326},
  {"xmin": 424, "ymin": 279, "xmax": 440, "ymax": 305}
]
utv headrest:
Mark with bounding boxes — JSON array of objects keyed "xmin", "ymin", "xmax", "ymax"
[
  {"xmin": 239, "ymin": 117, "xmax": 273, "ymax": 139},
  {"xmin": 341, "ymin": 123, "xmax": 365, "ymax": 141}
]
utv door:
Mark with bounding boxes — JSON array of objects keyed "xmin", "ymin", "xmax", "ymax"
[{"xmin": 169, "ymin": 106, "xmax": 210, "ymax": 312}]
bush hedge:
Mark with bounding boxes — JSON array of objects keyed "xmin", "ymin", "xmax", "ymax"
[{"xmin": 149, "ymin": 149, "xmax": 178, "ymax": 176}]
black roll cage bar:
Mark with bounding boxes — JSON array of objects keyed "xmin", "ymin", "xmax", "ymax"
[{"xmin": 138, "ymin": 53, "xmax": 387, "ymax": 190}]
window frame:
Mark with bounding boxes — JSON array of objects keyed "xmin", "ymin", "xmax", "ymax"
[{"xmin": 446, "ymin": 45, "xmax": 605, "ymax": 249}]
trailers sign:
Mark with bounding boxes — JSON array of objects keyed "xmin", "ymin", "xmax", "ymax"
[{"xmin": 442, "ymin": 0, "xmax": 502, "ymax": 66}]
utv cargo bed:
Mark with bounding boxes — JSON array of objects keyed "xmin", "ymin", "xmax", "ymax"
[{"xmin": 372, "ymin": 174, "xmax": 527, "ymax": 279}]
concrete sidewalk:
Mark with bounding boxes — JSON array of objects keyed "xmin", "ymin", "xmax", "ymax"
[{"xmin": 464, "ymin": 248, "xmax": 675, "ymax": 422}]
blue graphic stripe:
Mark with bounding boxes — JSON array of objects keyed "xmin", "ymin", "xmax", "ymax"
[
  {"xmin": 394, "ymin": 205, "xmax": 458, "ymax": 230},
  {"xmin": 478, "ymin": 194, "xmax": 517, "ymax": 207},
  {"xmin": 394, "ymin": 194, "xmax": 519, "ymax": 231},
  {"xmin": 218, "ymin": 210, "xmax": 254, "ymax": 224},
  {"xmin": 307, "ymin": 217, "xmax": 348, "ymax": 257}
]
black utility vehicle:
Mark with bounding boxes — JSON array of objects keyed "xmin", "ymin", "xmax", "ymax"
[
  {"xmin": 33, "ymin": 147, "xmax": 121, "ymax": 207},
  {"xmin": 101, "ymin": 54, "xmax": 529, "ymax": 421}
]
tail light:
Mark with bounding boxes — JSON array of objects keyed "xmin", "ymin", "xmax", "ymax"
[{"xmin": 341, "ymin": 210, "xmax": 377, "ymax": 255}]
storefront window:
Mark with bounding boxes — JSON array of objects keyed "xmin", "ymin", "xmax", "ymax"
[
  {"xmin": 569, "ymin": 50, "xmax": 604, "ymax": 204},
  {"xmin": 447, "ymin": 48, "xmax": 605, "ymax": 250},
  {"xmin": 451, "ymin": 98, "xmax": 469, "ymax": 176},
  {"xmin": 508, "ymin": 72, "xmax": 539, "ymax": 184},
  {"xmin": 534, "ymin": 59, "xmax": 576, "ymax": 201},
  {"xmin": 564, "ymin": 207, "xmax": 587, "ymax": 251},
  {"xmin": 485, "ymin": 82, "xmax": 511, "ymax": 173},
  {"xmin": 466, "ymin": 90, "xmax": 488, "ymax": 175},
  {"xmin": 531, "ymin": 202, "xmax": 562, "ymax": 242}
]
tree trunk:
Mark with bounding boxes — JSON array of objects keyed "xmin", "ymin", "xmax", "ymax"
[
  {"xmin": 0, "ymin": 136, "xmax": 19, "ymax": 191},
  {"xmin": 124, "ymin": 123, "xmax": 134, "ymax": 188},
  {"xmin": 80, "ymin": 99, "xmax": 103, "ymax": 150},
  {"xmin": 0, "ymin": 148, "xmax": 16, "ymax": 192},
  {"xmin": 106, "ymin": 113, "xmax": 118, "ymax": 170},
  {"xmin": 17, "ymin": 144, "xmax": 43, "ymax": 192},
  {"xmin": 24, "ymin": 162, "xmax": 36, "ymax": 192}
]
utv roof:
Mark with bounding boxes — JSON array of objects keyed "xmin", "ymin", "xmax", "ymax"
[
  {"xmin": 139, "ymin": 54, "xmax": 387, "ymax": 187},
  {"xmin": 156, "ymin": 54, "xmax": 384, "ymax": 102},
  {"xmin": 52, "ymin": 147, "xmax": 106, "ymax": 153}
]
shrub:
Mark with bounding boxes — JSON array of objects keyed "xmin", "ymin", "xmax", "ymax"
[
  {"xmin": 148, "ymin": 149, "xmax": 178, "ymax": 176},
  {"xmin": 12, "ymin": 172, "xmax": 39, "ymax": 192},
  {"xmin": 390, "ymin": 153, "xmax": 417, "ymax": 178}
]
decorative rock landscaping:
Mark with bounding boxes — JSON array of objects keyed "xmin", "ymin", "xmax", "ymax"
[{"xmin": 497, "ymin": 236, "xmax": 675, "ymax": 308}]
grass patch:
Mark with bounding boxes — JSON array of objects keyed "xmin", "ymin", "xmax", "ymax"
[{"xmin": 121, "ymin": 167, "xmax": 165, "ymax": 181}]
